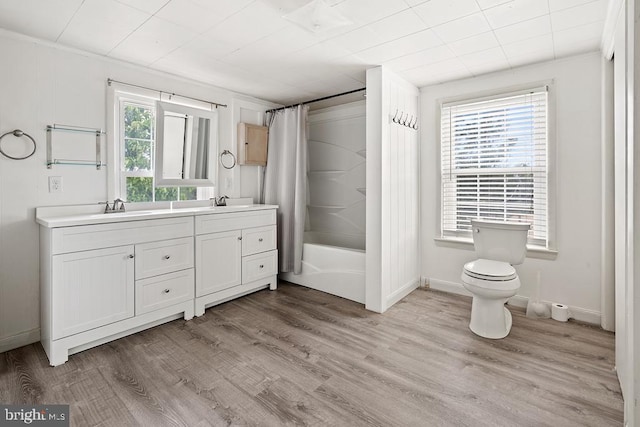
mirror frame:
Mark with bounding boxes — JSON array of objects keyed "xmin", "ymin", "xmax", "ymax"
[{"xmin": 155, "ymin": 101, "xmax": 218, "ymax": 187}]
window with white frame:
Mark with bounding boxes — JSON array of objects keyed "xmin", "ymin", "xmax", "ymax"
[
  {"xmin": 440, "ymin": 87, "xmax": 549, "ymax": 247},
  {"xmin": 114, "ymin": 91, "xmax": 211, "ymax": 202}
]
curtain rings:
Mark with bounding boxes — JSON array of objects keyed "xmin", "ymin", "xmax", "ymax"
[
  {"xmin": 0, "ymin": 129, "xmax": 37, "ymax": 160},
  {"xmin": 220, "ymin": 150, "xmax": 236, "ymax": 169}
]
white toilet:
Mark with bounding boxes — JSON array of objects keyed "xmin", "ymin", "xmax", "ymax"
[{"xmin": 461, "ymin": 219, "xmax": 531, "ymax": 339}]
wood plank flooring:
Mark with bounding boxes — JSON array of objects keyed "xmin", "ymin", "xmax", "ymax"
[{"xmin": 0, "ymin": 283, "xmax": 623, "ymax": 426}]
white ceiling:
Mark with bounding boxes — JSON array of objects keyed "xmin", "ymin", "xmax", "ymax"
[{"xmin": 0, "ymin": 0, "xmax": 609, "ymax": 104}]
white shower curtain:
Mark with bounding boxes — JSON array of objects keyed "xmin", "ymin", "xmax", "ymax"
[{"xmin": 264, "ymin": 105, "xmax": 308, "ymax": 274}]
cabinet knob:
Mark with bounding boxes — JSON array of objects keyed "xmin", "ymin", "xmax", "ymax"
[
  {"xmin": 163, "ymin": 255, "xmax": 171, "ymax": 260},
  {"xmin": 259, "ymin": 264, "xmax": 264, "ymax": 269},
  {"xmin": 238, "ymin": 236, "xmax": 242, "ymax": 240},
  {"xmin": 128, "ymin": 254, "xmax": 134, "ymax": 259},
  {"xmin": 258, "ymin": 238, "xmax": 263, "ymax": 242},
  {"xmin": 163, "ymin": 289, "xmax": 171, "ymax": 294}
]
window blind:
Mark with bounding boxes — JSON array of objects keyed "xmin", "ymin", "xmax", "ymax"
[{"xmin": 441, "ymin": 87, "xmax": 548, "ymax": 246}]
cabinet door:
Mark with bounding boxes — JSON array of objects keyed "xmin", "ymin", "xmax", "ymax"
[
  {"xmin": 52, "ymin": 245, "xmax": 134, "ymax": 339},
  {"xmin": 196, "ymin": 230, "xmax": 242, "ymax": 296},
  {"xmin": 238, "ymin": 123, "xmax": 268, "ymax": 166}
]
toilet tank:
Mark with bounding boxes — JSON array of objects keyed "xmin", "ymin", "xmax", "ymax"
[{"xmin": 471, "ymin": 219, "xmax": 531, "ymax": 265}]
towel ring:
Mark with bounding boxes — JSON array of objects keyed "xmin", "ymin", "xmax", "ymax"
[
  {"xmin": 220, "ymin": 149, "xmax": 236, "ymax": 169},
  {"xmin": 0, "ymin": 129, "xmax": 37, "ymax": 160}
]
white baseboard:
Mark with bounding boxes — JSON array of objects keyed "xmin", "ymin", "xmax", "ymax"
[
  {"xmin": 386, "ymin": 279, "xmax": 420, "ymax": 310},
  {"xmin": 0, "ymin": 328, "xmax": 40, "ymax": 354},
  {"xmin": 429, "ymin": 278, "xmax": 472, "ymax": 297},
  {"xmin": 508, "ymin": 295, "xmax": 601, "ymax": 325},
  {"xmin": 428, "ymin": 278, "xmax": 601, "ymax": 326}
]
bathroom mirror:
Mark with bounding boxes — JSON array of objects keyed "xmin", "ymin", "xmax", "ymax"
[{"xmin": 155, "ymin": 101, "xmax": 218, "ymax": 187}]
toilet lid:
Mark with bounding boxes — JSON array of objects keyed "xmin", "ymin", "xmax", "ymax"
[{"xmin": 463, "ymin": 259, "xmax": 517, "ymax": 281}]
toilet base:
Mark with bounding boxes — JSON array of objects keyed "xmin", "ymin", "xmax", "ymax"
[{"xmin": 468, "ymin": 296, "xmax": 513, "ymax": 339}]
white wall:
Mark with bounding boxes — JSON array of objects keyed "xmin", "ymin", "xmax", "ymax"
[
  {"xmin": 421, "ymin": 52, "xmax": 603, "ymax": 323},
  {"xmin": 366, "ymin": 66, "xmax": 420, "ymax": 313},
  {"xmin": 0, "ymin": 30, "xmax": 275, "ymax": 352}
]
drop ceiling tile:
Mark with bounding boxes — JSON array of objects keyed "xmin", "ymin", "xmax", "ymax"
[
  {"xmin": 238, "ymin": 26, "xmax": 322, "ymax": 59},
  {"xmin": 317, "ymin": 73, "xmax": 364, "ymax": 93},
  {"xmin": 550, "ymin": 0, "xmax": 608, "ymax": 32},
  {"xmin": 354, "ymin": 28, "xmax": 443, "ymax": 64},
  {"xmin": 155, "ymin": 0, "xmax": 253, "ymax": 34},
  {"xmin": 383, "ymin": 45, "xmax": 456, "ymax": 72},
  {"xmin": 200, "ymin": 0, "xmax": 288, "ymax": 47},
  {"xmin": 0, "ymin": 0, "xmax": 83, "ymax": 41},
  {"xmin": 483, "ymin": 0, "xmax": 549, "ymax": 29},
  {"xmin": 432, "ymin": 12, "xmax": 491, "ymax": 43},
  {"xmin": 255, "ymin": 66, "xmax": 326, "ymax": 88},
  {"xmin": 459, "ymin": 47, "xmax": 510, "ymax": 75},
  {"xmin": 367, "ymin": 9, "xmax": 427, "ymax": 41},
  {"xmin": 502, "ymin": 33, "xmax": 554, "ymax": 65},
  {"xmin": 110, "ymin": 16, "xmax": 198, "ymax": 65},
  {"xmin": 400, "ymin": 59, "xmax": 471, "ymax": 87},
  {"xmin": 177, "ymin": 35, "xmax": 239, "ymax": 60},
  {"xmin": 494, "ymin": 15, "xmax": 552, "ymax": 45},
  {"xmin": 411, "ymin": 0, "xmax": 480, "ymax": 28},
  {"xmin": 58, "ymin": 0, "xmax": 151, "ymax": 54},
  {"xmin": 553, "ymin": 20, "xmax": 604, "ymax": 57},
  {"xmin": 114, "ymin": 0, "xmax": 169, "ymax": 14},
  {"xmin": 334, "ymin": 0, "xmax": 410, "ymax": 26},
  {"xmin": 400, "ymin": 70, "xmax": 442, "ymax": 87},
  {"xmin": 404, "ymin": 0, "xmax": 429, "ymax": 6},
  {"xmin": 330, "ymin": 26, "xmax": 387, "ymax": 53},
  {"xmin": 476, "ymin": 0, "xmax": 513, "ymax": 9},
  {"xmin": 446, "ymin": 31, "xmax": 500, "ymax": 56},
  {"xmin": 548, "ymin": 0, "xmax": 597, "ymax": 13},
  {"xmin": 292, "ymin": 39, "xmax": 354, "ymax": 64}
]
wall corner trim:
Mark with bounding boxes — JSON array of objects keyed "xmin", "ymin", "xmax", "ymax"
[{"xmin": 601, "ymin": 0, "xmax": 624, "ymax": 59}]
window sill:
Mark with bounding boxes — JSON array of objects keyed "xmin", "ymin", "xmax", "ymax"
[{"xmin": 434, "ymin": 237, "xmax": 558, "ymax": 260}]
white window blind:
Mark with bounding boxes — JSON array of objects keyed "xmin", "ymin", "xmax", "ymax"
[{"xmin": 441, "ymin": 87, "xmax": 548, "ymax": 246}]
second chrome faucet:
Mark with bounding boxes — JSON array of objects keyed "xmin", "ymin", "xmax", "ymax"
[{"xmin": 104, "ymin": 198, "xmax": 126, "ymax": 213}]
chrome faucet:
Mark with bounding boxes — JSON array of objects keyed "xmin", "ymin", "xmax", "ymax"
[
  {"xmin": 213, "ymin": 195, "xmax": 228, "ymax": 207},
  {"xmin": 104, "ymin": 198, "xmax": 126, "ymax": 213}
]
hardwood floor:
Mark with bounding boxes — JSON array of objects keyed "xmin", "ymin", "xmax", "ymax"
[{"xmin": 0, "ymin": 283, "xmax": 623, "ymax": 426}]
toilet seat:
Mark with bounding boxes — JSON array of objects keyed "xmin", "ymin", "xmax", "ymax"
[{"xmin": 463, "ymin": 259, "xmax": 516, "ymax": 281}]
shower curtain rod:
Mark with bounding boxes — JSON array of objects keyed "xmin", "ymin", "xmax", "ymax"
[
  {"xmin": 265, "ymin": 87, "xmax": 366, "ymax": 114},
  {"xmin": 107, "ymin": 78, "xmax": 228, "ymax": 109}
]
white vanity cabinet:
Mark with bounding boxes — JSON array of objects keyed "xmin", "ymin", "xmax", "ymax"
[
  {"xmin": 194, "ymin": 209, "xmax": 278, "ymax": 316},
  {"xmin": 40, "ymin": 217, "xmax": 195, "ymax": 366},
  {"xmin": 37, "ymin": 204, "xmax": 278, "ymax": 366}
]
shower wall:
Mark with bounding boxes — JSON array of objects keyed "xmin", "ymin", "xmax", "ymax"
[{"xmin": 307, "ymin": 101, "xmax": 366, "ymax": 250}]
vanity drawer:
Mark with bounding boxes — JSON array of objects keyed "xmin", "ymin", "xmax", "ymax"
[
  {"xmin": 52, "ymin": 217, "xmax": 193, "ymax": 254},
  {"xmin": 242, "ymin": 250, "xmax": 278, "ymax": 283},
  {"xmin": 195, "ymin": 209, "xmax": 276, "ymax": 235},
  {"xmin": 135, "ymin": 237, "xmax": 194, "ymax": 280},
  {"xmin": 136, "ymin": 269, "xmax": 194, "ymax": 315},
  {"xmin": 242, "ymin": 226, "xmax": 276, "ymax": 256}
]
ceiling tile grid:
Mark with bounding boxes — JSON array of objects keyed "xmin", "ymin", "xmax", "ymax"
[{"xmin": 0, "ymin": 0, "xmax": 610, "ymax": 104}]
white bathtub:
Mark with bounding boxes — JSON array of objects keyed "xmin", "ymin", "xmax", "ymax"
[{"xmin": 280, "ymin": 232, "xmax": 365, "ymax": 304}]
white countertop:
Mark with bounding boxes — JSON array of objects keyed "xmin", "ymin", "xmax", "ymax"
[{"xmin": 36, "ymin": 204, "xmax": 278, "ymax": 228}]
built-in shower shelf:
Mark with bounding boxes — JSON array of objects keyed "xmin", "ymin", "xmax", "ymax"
[
  {"xmin": 308, "ymin": 170, "xmax": 346, "ymax": 175},
  {"xmin": 308, "ymin": 205, "xmax": 345, "ymax": 212}
]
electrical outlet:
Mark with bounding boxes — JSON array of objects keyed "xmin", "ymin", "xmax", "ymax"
[{"xmin": 49, "ymin": 176, "xmax": 63, "ymax": 193}]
